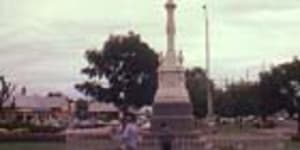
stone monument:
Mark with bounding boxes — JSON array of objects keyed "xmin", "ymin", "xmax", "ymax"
[{"xmin": 151, "ymin": 0, "xmax": 194, "ymax": 133}]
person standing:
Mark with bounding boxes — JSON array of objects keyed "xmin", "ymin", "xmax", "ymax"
[
  {"xmin": 121, "ymin": 114, "xmax": 139, "ymax": 150},
  {"xmin": 158, "ymin": 123, "xmax": 174, "ymax": 150}
]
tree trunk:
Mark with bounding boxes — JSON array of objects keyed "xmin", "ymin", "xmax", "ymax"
[
  {"xmin": 0, "ymin": 102, "xmax": 3, "ymax": 116},
  {"xmin": 262, "ymin": 114, "xmax": 267, "ymax": 122},
  {"xmin": 260, "ymin": 113, "xmax": 269, "ymax": 128},
  {"xmin": 261, "ymin": 113, "xmax": 268, "ymax": 126}
]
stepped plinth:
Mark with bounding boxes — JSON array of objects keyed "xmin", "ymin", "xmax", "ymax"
[{"xmin": 151, "ymin": 65, "xmax": 195, "ymax": 133}]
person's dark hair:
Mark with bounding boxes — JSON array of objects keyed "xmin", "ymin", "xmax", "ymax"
[{"xmin": 125, "ymin": 113, "xmax": 137, "ymax": 123}]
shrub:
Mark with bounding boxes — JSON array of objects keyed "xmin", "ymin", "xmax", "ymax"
[
  {"xmin": 29, "ymin": 126, "xmax": 64, "ymax": 133},
  {"xmin": 0, "ymin": 122, "xmax": 64, "ymax": 133}
]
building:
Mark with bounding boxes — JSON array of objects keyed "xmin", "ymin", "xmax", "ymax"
[
  {"xmin": 2, "ymin": 94, "xmax": 71, "ymax": 126},
  {"xmin": 88, "ymin": 101, "xmax": 119, "ymax": 122},
  {"xmin": 71, "ymin": 100, "xmax": 119, "ymax": 127}
]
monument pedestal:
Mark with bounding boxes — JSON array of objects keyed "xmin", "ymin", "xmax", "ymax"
[
  {"xmin": 152, "ymin": 102, "xmax": 194, "ymax": 133},
  {"xmin": 151, "ymin": 63, "xmax": 195, "ymax": 133}
]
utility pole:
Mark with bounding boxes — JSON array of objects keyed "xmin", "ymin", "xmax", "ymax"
[{"xmin": 203, "ymin": 5, "xmax": 214, "ymax": 119}]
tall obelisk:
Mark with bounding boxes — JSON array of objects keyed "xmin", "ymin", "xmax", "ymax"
[{"xmin": 152, "ymin": 0, "xmax": 194, "ymax": 132}]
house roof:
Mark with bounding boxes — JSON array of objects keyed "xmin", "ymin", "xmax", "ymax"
[{"xmin": 4, "ymin": 95, "xmax": 68, "ymax": 110}]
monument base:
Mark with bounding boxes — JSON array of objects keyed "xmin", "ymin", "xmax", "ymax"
[{"xmin": 151, "ymin": 101, "xmax": 194, "ymax": 133}]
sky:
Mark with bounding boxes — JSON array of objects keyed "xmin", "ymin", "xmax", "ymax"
[{"xmin": 0, "ymin": 0, "xmax": 299, "ymax": 97}]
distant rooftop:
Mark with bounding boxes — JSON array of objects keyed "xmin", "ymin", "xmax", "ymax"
[{"xmin": 4, "ymin": 94, "xmax": 68, "ymax": 110}]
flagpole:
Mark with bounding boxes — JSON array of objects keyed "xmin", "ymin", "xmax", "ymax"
[{"xmin": 203, "ymin": 5, "xmax": 214, "ymax": 119}]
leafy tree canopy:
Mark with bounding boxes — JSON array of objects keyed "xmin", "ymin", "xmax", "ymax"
[
  {"xmin": 259, "ymin": 57, "xmax": 300, "ymax": 117},
  {"xmin": 0, "ymin": 76, "xmax": 15, "ymax": 111},
  {"xmin": 215, "ymin": 81, "xmax": 260, "ymax": 117},
  {"xmin": 185, "ymin": 67, "xmax": 212, "ymax": 118},
  {"xmin": 76, "ymin": 32, "xmax": 159, "ymax": 109}
]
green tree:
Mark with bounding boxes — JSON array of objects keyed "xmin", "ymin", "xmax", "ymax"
[
  {"xmin": 185, "ymin": 67, "xmax": 209, "ymax": 118},
  {"xmin": 75, "ymin": 32, "xmax": 159, "ymax": 110},
  {"xmin": 215, "ymin": 81, "xmax": 260, "ymax": 117},
  {"xmin": 232, "ymin": 81, "xmax": 260, "ymax": 117},
  {"xmin": 75, "ymin": 99, "xmax": 89, "ymax": 120},
  {"xmin": 0, "ymin": 76, "xmax": 15, "ymax": 112},
  {"xmin": 259, "ymin": 71, "xmax": 284, "ymax": 121},
  {"xmin": 259, "ymin": 57, "xmax": 300, "ymax": 135},
  {"xmin": 214, "ymin": 88, "xmax": 236, "ymax": 117}
]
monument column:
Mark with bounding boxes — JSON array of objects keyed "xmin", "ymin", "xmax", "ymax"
[
  {"xmin": 166, "ymin": 0, "xmax": 176, "ymax": 52},
  {"xmin": 164, "ymin": 0, "xmax": 177, "ymax": 67}
]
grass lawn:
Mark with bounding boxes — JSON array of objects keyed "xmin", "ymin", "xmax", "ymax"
[
  {"xmin": 0, "ymin": 142, "xmax": 65, "ymax": 150},
  {"xmin": 216, "ymin": 124, "xmax": 257, "ymax": 135},
  {"xmin": 0, "ymin": 139, "xmax": 299, "ymax": 150},
  {"xmin": 216, "ymin": 124, "xmax": 300, "ymax": 149},
  {"xmin": 285, "ymin": 140, "xmax": 300, "ymax": 150}
]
